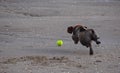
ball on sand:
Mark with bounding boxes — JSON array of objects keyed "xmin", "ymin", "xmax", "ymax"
[{"xmin": 56, "ymin": 40, "xmax": 63, "ymax": 46}]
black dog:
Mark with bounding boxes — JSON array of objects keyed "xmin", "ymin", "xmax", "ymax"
[{"xmin": 67, "ymin": 24, "xmax": 101, "ymax": 55}]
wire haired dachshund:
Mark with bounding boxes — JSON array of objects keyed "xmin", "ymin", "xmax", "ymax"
[{"xmin": 67, "ymin": 24, "xmax": 101, "ymax": 55}]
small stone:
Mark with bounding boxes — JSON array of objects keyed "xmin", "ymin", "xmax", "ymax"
[
  {"xmin": 95, "ymin": 60, "xmax": 102, "ymax": 63},
  {"xmin": 76, "ymin": 64, "xmax": 82, "ymax": 68}
]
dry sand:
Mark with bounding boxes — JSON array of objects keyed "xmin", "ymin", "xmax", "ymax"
[{"xmin": 0, "ymin": 0, "xmax": 120, "ymax": 73}]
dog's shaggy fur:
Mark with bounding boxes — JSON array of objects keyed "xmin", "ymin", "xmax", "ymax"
[{"xmin": 67, "ymin": 24, "xmax": 101, "ymax": 55}]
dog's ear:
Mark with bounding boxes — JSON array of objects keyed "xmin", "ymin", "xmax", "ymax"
[
  {"xmin": 84, "ymin": 26, "xmax": 87, "ymax": 29},
  {"xmin": 79, "ymin": 26, "xmax": 86, "ymax": 32},
  {"xmin": 67, "ymin": 26, "xmax": 73, "ymax": 34}
]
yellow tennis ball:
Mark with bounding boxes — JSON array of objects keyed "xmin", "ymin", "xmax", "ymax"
[{"xmin": 56, "ymin": 40, "xmax": 63, "ymax": 46}]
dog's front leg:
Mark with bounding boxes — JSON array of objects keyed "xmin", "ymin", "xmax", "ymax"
[{"xmin": 89, "ymin": 44, "xmax": 93, "ymax": 55}]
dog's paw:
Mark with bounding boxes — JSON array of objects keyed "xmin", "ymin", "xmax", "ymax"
[
  {"xmin": 90, "ymin": 51, "xmax": 94, "ymax": 55},
  {"xmin": 97, "ymin": 37, "xmax": 100, "ymax": 39},
  {"xmin": 96, "ymin": 41, "xmax": 101, "ymax": 44}
]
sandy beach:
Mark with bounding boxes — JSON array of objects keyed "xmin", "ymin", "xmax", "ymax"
[{"xmin": 0, "ymin": 0, "xmax": 120, "ymax": 73}]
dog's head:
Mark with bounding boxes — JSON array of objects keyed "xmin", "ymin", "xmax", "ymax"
[
  {"xmin": 67, "ymin": 24, "xmax": 87, "ymax": 44},
  {"xmin": 67, "ymin": 24, "xmax": 87, "ymax": 34}
]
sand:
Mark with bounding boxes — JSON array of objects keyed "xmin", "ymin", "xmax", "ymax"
[{"xmin": 0, "ymin": 0, "xmax": 120, "ymax": 73}]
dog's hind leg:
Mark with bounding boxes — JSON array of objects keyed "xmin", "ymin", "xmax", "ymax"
[
  {"xmin": 93, "ymin": 35, "xmax": 101, "ymax": 45},
  {"xmin": 90, "ymin": 29, "xmax": 101, "ymax": 45}
]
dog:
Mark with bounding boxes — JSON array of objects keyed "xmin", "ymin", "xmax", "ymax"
[{"xmin": 67, "ymin": 24, "xmax": 101, "ymax": 55}]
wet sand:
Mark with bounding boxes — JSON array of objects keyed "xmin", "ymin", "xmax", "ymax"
[{"xmin": 0, "ymin": 0, "xmax": 120, "ymax": 73}]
